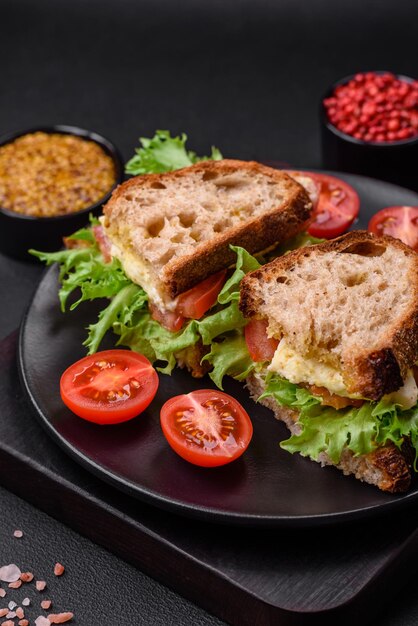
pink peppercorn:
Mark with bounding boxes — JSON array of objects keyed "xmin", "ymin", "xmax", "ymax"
[{"xmin": 324, "ymin": 72, "xmax": 418, "ymax": 142}]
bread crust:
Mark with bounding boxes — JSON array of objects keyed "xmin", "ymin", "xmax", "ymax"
[
  {"xmin": 104, "ymin": 160, "xmax": 312, "ymax": 298},
  {"xmin": 246, "ymin": 373, "xmax": 412, "ymax": 493},
  {"xmin": 240, "ymin": 231, "xmax": 418, "ymax": 400}
]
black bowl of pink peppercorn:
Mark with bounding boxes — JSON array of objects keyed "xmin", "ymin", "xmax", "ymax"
[{"xmin": 320, "ymin": 71, "xmax": 418, "ymax": 191}]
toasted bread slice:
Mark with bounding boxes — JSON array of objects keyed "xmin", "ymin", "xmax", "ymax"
[
  {"xmin": 246, "ymin": 372, "xmax": 412, "ymax": 493},
  {"xmin": 103, "ymin": 160, "xmax": 311, "ymax": 306},
  {"xmin": 240, "ymin": 231, "xmax": 418, "ymax": 400}
]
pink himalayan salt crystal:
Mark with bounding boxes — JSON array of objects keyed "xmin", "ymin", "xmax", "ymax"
[
  {"xmin": 19, "ymin": 620, "xmax": 30, "ymax": 626},
  {"xmin": 53, "ymin": 563, "xmax": 65, "ymax": 577},
  {"xmin": 8, "ymin": 580, "xmax": 22, "ymax": 589},
  {"xmin": 35, "ymin": 616, "xmax": 51, "ymax": 626},
  {"xmin": 20, "ymin": 572, "xmax": 34, "ymax": 583},
  {"xmin": 0, "ymin": 589, "xmax": 5, "ymax": 597},
  {"xmin": 36, "ymin": 580, "xmax": 47, "ymax": 591},
  {"xmin": 0, "ymin": 609, "xmax": 8, "ymax": 617},
  {"xmin": 16, "ymin": 607, "xmax": 24, "ymax": 619},
  {"xmin": 0, "ymin": 564, "xmax": 21, "ymax": 583},
  {"xmin": 1, "ymin": 620, "xmax": 15, "ymax": 626},
  {"xmin": 22, "ymin": 598, "xmax": 30, "ymax": 606},
  {"xmin": 48, "ymin": 614, "xmax": 74, "ymax": 624},
  {"xmin": 13, "ymin": 530, "xmax": 23, "ymax": 538},
  {"xmin": 41, "ymin": 600, "xmax": 52, "ymax": 610}
]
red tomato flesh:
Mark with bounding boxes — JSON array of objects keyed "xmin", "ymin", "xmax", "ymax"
[
  {"xmin": 60, "ymin": 349, "xmax": 159, "ymax": 424},
  {"xmin": 149, "ymin": 302, "xmax": 185, "ymax": 332},
  {"xmin": 149, "ymin": 270, "xmax": 227, "ymax": 332},
  {"xmin": 286, "ymin": 171, "xmax": 359, "ymax": 239},
  {"xmin": 160, "ymin": 390, "xmax": 253, "ymax": 467},
  {"xmin": 177, "ymin": 270, "xmax": 227, "ymax": 319},
  {"xmin": 93, "ymin": 225, "xmax": 112, "ymax": 263},
  {"xmin": 368, "ymin": 206, "xmax": 418, "ymax": 251},
  {"xmin": 245, "ymin": 319, "xmax": 279, "ymax": 362}
]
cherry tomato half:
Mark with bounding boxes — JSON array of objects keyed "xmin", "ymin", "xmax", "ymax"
[
  {"xmin": 368, "ymin": 206, "xmax": 418, "ymax": 251},
  {"xmin": 287, "ymin": 171, "xmax": 360, "ymax": 239},
  {"xmin": 245, "ymin": 319, "xmax": 279, "ymax": 362},
  {"xmin": 308, "ymin": 172, "xmax": 360, "ymax": 238},
  {"xmin": 160, "ymin": 390, "xmax": 253, "ymax": 467},
  {"xmin": 177, "ymin": 270, "xmax": 227, "ymax": 319},
  {"xmin": 60, "ymin": 349, "xmax": 159, "ymax": 424}
]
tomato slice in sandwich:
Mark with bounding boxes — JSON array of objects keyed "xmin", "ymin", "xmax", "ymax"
[
  {"xmin": 368, "ymin": 206, "xmax": 418, "ymax": 251},
  {"xmin": 160, "ymin": 390, "xmax": 253, "ymax": 467},
  {"xmin": 245, "ymin": 319, "xmax": 279, "ymax": 362},
  {"xmin": 177, "ymin": 270, "xmax": 227, "ymax": 319},
  {"xmin": 150, "ymin": 270, "xmax": 227, "ymax": 332},
  {"xmin": 60, "ymin": 349, "xmax": 159, "ymax": 424}
]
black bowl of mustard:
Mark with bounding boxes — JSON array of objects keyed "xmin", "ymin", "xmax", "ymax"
[{"xmin": 0, "ymin": 125, "xmax": 124, "ymax": 260}]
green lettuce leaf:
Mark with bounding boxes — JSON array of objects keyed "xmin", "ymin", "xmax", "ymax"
[
  {"xmin": 259, "ymin": 373, "xmax": 418, "ymax": 465},
  {"xmin": 125, "ymin": 130, "xmax": 222, "ymax": 175},
  {"xmin": 266, "ymin": 232, "xmax": 324, "ymax": 261},
  {"xmin": 30, "ymin": 240, "xmax": 131, "ymax": 313},
  {"xmin": 84, "ymin": 284, "xmax": 148, "ymax": 354},
  {"xmin": 34, "ymin": 238, "xmax": 261, "ymax": 378},
  {"xmin": 202, "ymin": 332, "xmax": 255, "ymax": 389},
  {"xmin": 218, "ymin": 245, "xmax": 261, "ymax": 304},
  {"xmin": 114, "ymin": 245, "xmax": 260, "ymax": 376}
]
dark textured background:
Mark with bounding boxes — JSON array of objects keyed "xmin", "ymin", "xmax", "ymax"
[{"xmin": 1, "ymin": 0, "xmax": 418, "ymax": 624}]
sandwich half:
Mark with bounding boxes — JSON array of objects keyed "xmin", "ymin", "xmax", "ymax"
[
  {"xmin": 32, "ymin": 159, "xmax": 313, "ymax": 380},
  {"xmin": 102, "ymin": 159, "xmax": 311, "ymax": 311},
  {"xmin": 239, "ymin": 231, "xmax": 418, "ymax": 492}
]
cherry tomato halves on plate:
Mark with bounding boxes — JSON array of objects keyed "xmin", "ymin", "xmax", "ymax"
[
  {"xmin": 160, "ymin": 390, "xmax": 253, "ymax": 467},
  {"xmin": 60, "ymin": 349, "xmax": 159, "ymax": 424},
  {"xmin": 286, "ymin": 171, "xmax": 360, "ymax": 239},
  {"xmin": 368, "ymin": 206, "xmax": 418, "ymax": 251}
]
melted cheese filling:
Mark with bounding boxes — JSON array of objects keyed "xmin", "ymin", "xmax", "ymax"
[
  {"xmin": 268, "ymin": 339, "xmax": 418, "ymax": 409},
  {"xmin": 269, "ymin": 339, "xmax": 352, "ymax": 397},
  {"xmin": 108, "ymin": 240, "xmax": 178, "ymax": 311}
]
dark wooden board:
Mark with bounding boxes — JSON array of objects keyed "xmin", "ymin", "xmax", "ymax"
[{"xmin": 0, "ymin": 331, "xmax": 417, "ymax": 625}]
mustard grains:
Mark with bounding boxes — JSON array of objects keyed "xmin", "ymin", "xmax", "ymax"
[{"xmin": 0, "ymin": 132, "xmax": 116, "ymax": 217}]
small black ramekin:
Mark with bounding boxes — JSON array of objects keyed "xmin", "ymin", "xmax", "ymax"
[
  {"xmin": 0, "ymin": 125, "xmax": 124, "ymax": 260},
  {"xmin": 320, "ymin": 72, "xmax": 418, "ymax": 192}
]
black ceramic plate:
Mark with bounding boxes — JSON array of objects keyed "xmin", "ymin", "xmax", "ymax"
[{"xmin": 18, "ymin": 172, "xmax": 418, "ymax": 527}]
